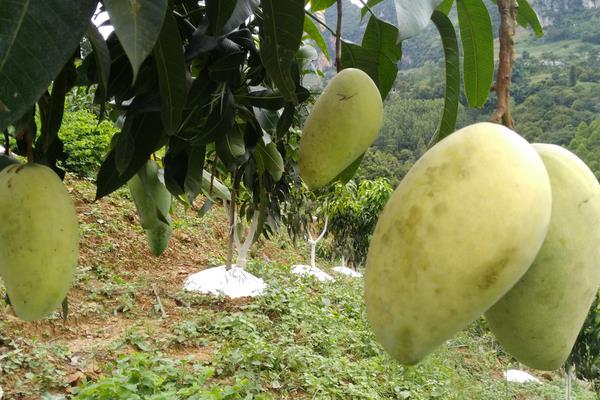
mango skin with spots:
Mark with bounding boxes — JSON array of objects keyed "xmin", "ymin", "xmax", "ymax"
[
  {"xmin": 0, "ymin": 163, "xmax": 79, "ymax": 321},
  {"xmin": 485, "ymin": 144, "xmax": 600, "ymax": 371},
  {"xmin": 299, "ymin": 68, "xmax": 383, "ymax": 190},
  {"xmin": 365, "ymin": 122, "xmax": 552, "ymax": 365}
]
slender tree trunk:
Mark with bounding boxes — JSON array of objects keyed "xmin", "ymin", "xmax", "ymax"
[{"xmin": 490, "ymin": 0, "xmax": 518, "ymax": 129}]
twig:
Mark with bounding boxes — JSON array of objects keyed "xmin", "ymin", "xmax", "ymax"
[
  {"xmin": 151, "ymin": 284, "xmax": 167, "ymax": 318},
  {"xmin": 335, "ymin": 0, "xmax": 343, "ymax": 72},
  {"xmin": 3, "ymin": 131, "xmax": 9, "ymax": 156},
  {"xmin": 305, "ymin": 10, "xmax": 336, "ymax": 36},
  {"xmin": 490, "ymin": 0, "xmax": 518, "ymax": 129},
  {"xmin": 357, "ymin": 0, "xmax": 376, "ymax": 17}
]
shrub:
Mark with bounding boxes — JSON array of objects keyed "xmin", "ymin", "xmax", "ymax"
[{"xmin": 58, "ymin": 110, "xmax": 117, "ymax": 177}]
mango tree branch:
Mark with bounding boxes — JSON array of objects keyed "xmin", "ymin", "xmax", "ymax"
[
  {"xmin": 226, "ymin": 169, "xmax": 242, "ymax": 270},
  {"xmin": 336, "ymin": 0, "xmax": 343, "ymax": 72},
  {"xmin": 490, "ymin": 0, "xmax": 518, "ymax": 129}
]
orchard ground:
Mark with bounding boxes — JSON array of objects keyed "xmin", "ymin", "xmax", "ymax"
[{"xmin": 0, "ymin": 176, "xmax": 595, "ymax": 399}]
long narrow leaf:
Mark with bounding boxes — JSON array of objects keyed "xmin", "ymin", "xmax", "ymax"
[
  {"xmin": 431, "ymin": 10, "xmax": 460, "ymax": 144},
  {"xmin": 517, "ymin": 0, "xmax": 543, "ymax": 37},
  {"xmin": 303, "ymin": 15, "xmax": 331, "ymax": 61},
  {"xmin": 260, "ymin": 0, "xmax": 305, "ymax": 104},
  {"xmin": 0, "ymin": 0, "xmax": 97, "ymax": 131},
  {"xmin": 456, "ymin": 0, "xmax": 494, "ymax": 108},
  {"xmin": 154, "ymin": 11, "xmax": 187, "ymax": 135}
]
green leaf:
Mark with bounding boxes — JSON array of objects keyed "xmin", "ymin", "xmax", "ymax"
[
  {"xmin": 0, "ymin": 0, "xmax": 97, "ymax": 132},
  {"xmin": 456, "ymin": 0, "xmax": 494, "ymax": 108},
  {"xmin": 86, "ymin": 24, "xmax": 111, "ymax": 98},
  {"xmin": 332, "ymin": 153, "xmax": 365, "ymax": 186},
  {"xmin": 260, "ymin": 141, "xmax": 284, "ymax": 181},
  {"xmin": 183, "ymin": 146, "xmax": 207, "ymax": 202},
  {"xmin": 340, "ymin": 41, "xmax": 379, "ymax": 88},
  {"xmin": 222, "ymin": 0, "xmax": 260, "ymax": 34},
  {"xmin": 303, "ymin": 15, "xmax": 330, "ymax": 61},
  {"xmin": 201, "ymin": 170, "xmax": 231, "ymax": 201},
  {"xmin": 361, "ymin": 16, "xmax": 401, "ymax": 99},
  {"xmin": 517, "ymin": 0, "xmax": 543, "ymax": 37},
  {"xmin": 96, "ymin": 113, "xmax": 165, "ymax": 199},
  {"xmin": 430, "ymin": 10, "xmax": 460, "ymax": 143},
  {"xmin": 310, "ymin": 0, "xmax": 336, "ymax": 12},
  {"xmin": 260, "ymin": 0, "xmax": 305, "ymax": 104},
  {"xmin": 244, "ymin": 87, "xmax": 310, "ymax": 110},
  {"xmin": 37, "ymin": 60, "xmax": 74, "ymax": 155},
  {"xmin": 104, "ymin": 0, "xmax": 168, "ymax": 82},
  {"xmin": 360, "ymin": 0, "xmax": 386, "ymax": 19},
  {"xmin": 216, "ymin": 126, "xmax": 246, "ymax": 169},
  {"xmin": 154, "ymin": 11, "xmax": 187, "ymax": 136},
  {"xmin": 437, "ymin": 0, "xmax": 455, "ymax": 14},
  {"xmin": 394, "ymin": 0, "xmax": 443, "ymax": 40},
  {"xmin": 207, "ymin": 0, "xmax": 237, "ymax": 35}
]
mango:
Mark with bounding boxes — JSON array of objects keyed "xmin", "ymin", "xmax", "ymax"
[
  {"xmin": 128, "ymin": 160, "xmax": 172, "ymax": 256},
  {"xmin": 299, "ymin": 68, "xmax": 382, "ymax": 190},
  {"xmin": 365, "ymin": 122, "xmax": 552, "ymax": 365},
  {"xmin": 485, "ymin": 144, "xmax": 600, "ymax": 370},
  {"xmin": 0, "ymin": 163, "xmax": 79, "ymax": 321}
]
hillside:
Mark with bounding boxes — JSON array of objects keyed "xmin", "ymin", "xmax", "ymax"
[{"xmin": 0, "ymin": 178, "xmax": 595, "ymax": 399}]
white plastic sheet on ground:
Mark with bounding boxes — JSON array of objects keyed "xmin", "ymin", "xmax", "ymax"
[
  {"xmin": 332, "ymin": 266, "xmax": 363, "ymax": 278},
  {"xmin": 291, "ymin": 265, "xmax": 334, "ymax": 282},
  {"xmin": 183, "ymin": 265, "xmax": 266, "ymax": 298},
  {"xmin": 505, "ymin": 369, "xmax": 541, "ymax": 384}
]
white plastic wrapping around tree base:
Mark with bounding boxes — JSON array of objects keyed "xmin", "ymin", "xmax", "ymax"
[
  {"xmin": 291, "ymin": 265, "xmax": 334, "ymax": 282},
  {"xmin": 504, "ymin": 369, "xmax": 541, "ymax": 384},
  {"xmin": 332, "ymin": 266, "xmax": 363, "ymax": 278},
  {"xmin": 183, "ymin": 265, "xmax": 267, "ymax": 298}
]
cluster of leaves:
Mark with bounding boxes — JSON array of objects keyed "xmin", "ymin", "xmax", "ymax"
[
  {"xmin": 325, "ymin": 178, "xmax": 393, "ymax": 267},
  {"xmin": 0, "ymin": 0, "xmax": 547, "ymax": 243}
]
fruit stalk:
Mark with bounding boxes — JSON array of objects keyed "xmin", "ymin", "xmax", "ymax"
[{"xmin": 335, "ymin": 0, "xmax": 342, "ymax": 73}]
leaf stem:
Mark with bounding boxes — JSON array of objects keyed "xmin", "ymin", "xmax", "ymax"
[
  {"xmin": 305, "ymin": 10, "xmax": 336, "ymax": 36},
  {"xmin": 336, "ymin": 0, "xmax": 343, "ymax": 73},
  {"xmin": 490, "ymin": 0, "xmax": 517, "ymax": 129}
]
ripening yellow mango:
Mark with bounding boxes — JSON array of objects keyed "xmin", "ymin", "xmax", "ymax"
[
  {"xmin": 0, "ymin": 163, "xmax": 79, "ymax": 321},
  {"xmin": 365, "ymin": 122, "xmax": 552, "ymax": 365},
  {"xmin": 299, "ymin": 68, "xmax": 383, "ymax": 190},
  {"xmin": 485, "ymin": 144, "xmax": 600, "ymax": 371}
]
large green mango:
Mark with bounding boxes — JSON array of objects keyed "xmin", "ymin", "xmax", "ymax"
[
  {"xmin": 299, "ymin": 68, "xmax": 383, "ymax": 190},
  {"xmin": 365, "ymin": 122, "xmax": 552, "ymax": 365},
  {"xmin": 485, "ymin": 144, "xmax": 600, "ymax": 370},
  {"xmin": 128, "ymin": 160, "xmax": 173, "ymax": 256},
  {"xmin": 0, "ymin": 163, "xmax": 79, "ymax": 321}
]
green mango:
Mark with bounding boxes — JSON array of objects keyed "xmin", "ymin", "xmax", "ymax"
[
  {"xmin": 365, "ymin": 122, "xmax": 552, "ymax": 365},
  {"xmin": 128, "ymin": 160, "xmax": 173, "ymax": 256},
  {"xmin": 0, "ymin": 163, "xmax": 79, "ymax": 321},
  {"xmin": 485, "ymin": 144, "xmax": 600, "ymax": 371},
  {"xmin": 299, "ymin": 68, "xmax": 383, "ymax": 190}
]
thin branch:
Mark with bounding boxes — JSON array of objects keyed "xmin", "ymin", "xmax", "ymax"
[
  {"xmin": 490, "ymin": 0, "xmax": 517, "ymax": 129},
  {"xmin": 151, "ymin": 284, "xmax": 168, "ymax": 318},
  {"xmin": 3, "ymin": 131, "xmax": 9, "ymax": 156},
  {"xmin": 357, "ymin": 0, "xmax": 376, "ymax": 18},
  {"xmin": 336, "ymin": 0, "xmax": 343, "ymax": 72},
  {"xmin": 305, "ymin": 10, "xmax": 337, "ymax": 36}
]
